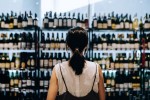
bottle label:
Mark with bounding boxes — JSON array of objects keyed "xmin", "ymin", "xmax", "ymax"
[
  {"xmin": 34, "ymin": 20, "xmax": 38, "ymax": 26},
  {"xmin": 21, "ymin": 62, "xmax": 26, "ymax": 69},
  {"xmin": 22, "ymin": 21, "xmax": 28, "ymax": 27},
  {"xmin": 107, "ymin": 20, "xmax": 111, "ymax": 27},
  {"xmin": 18, "ymin": 23, "xmax": 22, "ymax": 28},
  {"xmin": 129, "ymin": 23, "xmax": 133, "ymax": 29},
  {"xmin": 49, "ymin": 59, "xmax": 53, "ymax": 67},
  {"xmin": 28, "ymin": 18, "xmax": 33, "ymax": 25},
  {"xmin": 54, "ymin": 19, "xmax": 58, "ymax": 27},
  {"xmin": 103, "ymin": 23, "xmax": 107, "ymax": 29},
  {"xmin": 98, "ymin": 23, "xmax": 103, "ymax": 29},
  {"xmin": 148, "ymin": 42, "xmax": 150, "ymax": 49},
  {"xmin": 125, "ymin": 22, "xmax": 129, "ymax": 29},
  {"xmin": 40, "ymin": 81, "xmax": 44, "ymax": 86},
  {"xmin": 14, "ymin": 19, "xmax": 18, "ymax": 26},
  {"xmin": 5, "ymin": 63, "xmax": 10, "ymax": 68},
  {"xmin": 10, "ymin": 79, "xmax": 14, "ymax": 86},
  {"xmin": 5, "ymin": 24, "xmax": 9, "ymax": 29},
  {"xmin": 102, "ymin": 43, "xmax": 107, "ymax": 50},
  {"xmin": 72, "ymin": 19, "xmax": 77, "ymax": 27},
  {"xmin": 32, "ymin": 81, "xmax": 35, "ymax": 86},
  {"xmin": 44, "ymin": 60, "xmax": 48, "ymax": 67},
  {"xmin": 49, "ymin": 22, "xmax": 54, "ymax": 28},
  {"xmin": 67, "ymin": 19, "xmax": 71, "ymax": 27},
  {"xmin": 59, "ymin": 19, "xmax": 63, "ymax": 27},
  {"xmin": 4, "ymin": 43, "xmax": 8, "ymax": 49},
  {"xmin": 116, "ymin": 24, "xmax": 120, "ymax": 29},
  {"xmin": 46, "ymin": 44, "xmax": 50, "ymax": 49},
  {"xmin": 63, "ymin": 19, "xmax": 67, "ymax": 27},
  {"xmin": 98, "ymin": 44, "xmax": 102, "ymax": 50},
  {"xmin": 1, "ymin": 22, "xmax": 5, "ymax": 28},
  {"xmin": 77, "ymin": 22, "xmax": 82, "ymax": 27},
  {"xmin": 44, "ymin": 81, "xmax": 49, "ymax": 86},
  {"xmin": 44, "ymin": 19, "xmax": 48, "ymax": 23},
  {"xmin": 27, "ymin": 80, "xmax": 31, "ymax": 86},
  {"xmin": 15, "ymin": 59, "xmax": 20, "ymax": 69},
  {"xmin": 22, "ymin": 42, "xmax": 26, "ymax": 49},
  {"xmin": 11, "ymin": 62, "xmax": 15, "ymax": 69},
  {"xmin": 144, "ymin": 23, "xmax": 149, "ymax": 29},
  {"xmin": 31, "ymin": 59, "xmax": 35, "ymax": 66},
  {"xmin": 53, "ymin": 60, "xmax": 57, "ymax": 66},
  {"xmin": 120, "ymin": 22, "xmax": 124, "ymax": 29},
  {"xmin": 40, "ymin": 59, "xmax": 44, "ymax": 67},
  {"xmin": 94, "ymin": 20, "xmax": 97, "ymax": 28},
  {"xmin": 14, "ymin": 79, "xmax": 19, "ymax": 84}
]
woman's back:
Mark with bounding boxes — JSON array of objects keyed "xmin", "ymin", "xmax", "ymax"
[{"xmin": 55, "ymin": 61, "xmax": 99, "ymax": 97}]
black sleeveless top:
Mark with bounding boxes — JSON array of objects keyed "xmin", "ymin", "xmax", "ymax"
[{"xmin": 56, "ymin": 64, "xmax": 99, "ymax": 100}]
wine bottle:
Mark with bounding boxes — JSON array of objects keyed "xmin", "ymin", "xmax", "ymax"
[
  {"xmin": 107, "ymin": 13, "xmax": 112, "ymax": 29},
  {"xmin": 63, "ymin": 13, "xmax": 67, "ymax": 29},
  {"xmin": 48, "ymin": 11, "xmax": 54, "ymax": 29},
  {"xmin": 13, "ymin": 13, "xmax": 18, "ymax": 29},
  {"xmin": 81, "ymin": 14, "xmax": 85, "ymax": 28},
  {"xmin": 129, "ymin": 15, "xmax": 133, "ymax": 30},
  {"xmin": 10, "ymin": 53, "xmax": 15, "ymax": 70},
  {"xmin": 60, "ymin": 33, "xmax": 65, "ymax": 50},
  {"xmin": 28, "ymin": 11, "xmax": 33, "ymax": 28},
  {"xmin": 62, "ymin": 52, "xmax": 67, "ymax": 62},
  {"xmin": 72, "ymin": 13, "xmax": 77, "ymax": 27},
  {"xmin": 120, "ymin": 14, "xmax": 124, "ymax": 30},
  {"xmin": 50, "ymin": 33, "xmax": 55, "ymax": 50},
  {"xmin": 43, "ymin": 12, "xmax": 49, "ymax": 28},
  {"xmin": 97, "ymin": 14, "xmax": 103, "ymax": 29},
  {"xmin": 33, "ymin": 13, "xmax": 38, "ymax": 27},
  {"xmin": 102, "ymin": 14, "xmax": 108, "ymax": 29},
  {"xmin": 125, "ymin": 14, "xmax": 130, "ymax": 30},
  {"xmin": 85, "ymin": 13, "xmax": 89, "ymax": 29},
  {"xmin": 115, "ymin": 14, "xmax": 120, "ymax": 30},
  {"xmin": 44, "ymin": 53, "xmax": 49, "ymax": 69},
  {"xmin": 41, "ymin": 32, "xmax": 45, "ymax": 49},
  {"xmin": 9, "ymin": 11, "xmax": 14, "ymax": 29},
  {"xmin": 49, "ymin": 53, "xmax": 53, "ymax": 68},
  {"xmin": 67, "ymin": 12, "xmax": 72, "ymax": 29},
  {"xmin": 133, "ymin": 13, "xmax": 139, "ymax": 30},
  {"xmin": 15, "ymin": 53, "xmax": 20, "ymax": 69},
  {"xmin": 1, "ymin": 13, "xmax": 5, "ymax": 28},
  {"xmin": 5, "ymin": 13, "xmax": 10, "ymax": 29},
  {"xmin": 5, "ymin": 53, "xmax": 10, "ymax": 70},
  {"xmin": 92, "ymin": 13, "xmax": 97, "ymax": 29},
  {"xmin": 45, "ymin": 33, "xmax": 50, "ymax": 50},
  {"xmin": 144, "ymin": 13, "xmax": 149, "ymax": 29},
  {"xmin": 14, "ymin": 71, "xmax": 19, "ymax": 88},
  {"xmin": 30, "ymin": 54, "xmax": 35, "ymax": 70},
  {"xmin": 40, "ymin": 52, "xmax": 44, "ymax": 68},
  {"xmin": 17, "ymin": 12, "xmax": 22, "ymax": 29},
  {"xmin": 77, "ymin": 13, "xmax": 82, "ymax": 27},
  {"xmin": 58, "ymin": 13, "xmax": 63, "ymax": 28},
  {"xmin": 22, "ymin": 11, "xmax": 28, "ymax": 28},
  {"xmin": 53, "ymin": 12, "xmax": 58, "ymax": 28},
  {"xmin": 55, "ymin": 33, "xmax": 60, "ymax": 50},
  {"xmin": 111, "ymin": 12, "xmax": 116, "ymax": 29}
]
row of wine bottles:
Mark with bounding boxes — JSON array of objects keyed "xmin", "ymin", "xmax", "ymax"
[
  {"xmin": 43, "ymin": 11, "xmax": 88, "ymax": 29},
  {"xmin": 0, "ymin": 32, "xmax": 36, "ymax": 50},
  {"xmin": 92, "ymin": 12, "xmax": 150, "ymax": 30},
  {"xmin": 0, "ymin": 11, "xmax": 38, "ymax": 29},
  {"xmin": 93, "ymin": 53, "xmax": 142, "ymax": 70},
  {"xmin": 1, "ymin": 11, "xmax": 150, "ymax": 30},
  {"xmin": 103, "ymin": 70, "xmax": 141, "ymax": 90},
  {"xmin": 105, "ymin": 90, "xmax": 150, "ymax": 100},
  {"xmin": 0, "ymin": 53, "xmax": 36, "ymax": 70},
  {"xmin": 39, "ymin": 52, "xmax": 70, "ymax": 69},
  {"xmin": 40, "ymin": 32, "xmax": 66, "ymax": 50},
  {"xmin": 92, "ymin": 33, "xmax": 150, "ymax": 50}
]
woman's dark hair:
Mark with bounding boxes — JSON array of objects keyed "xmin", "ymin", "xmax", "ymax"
[{"xmin": 66, "ymin": 27, "xmax": 88, "ymax": 75}]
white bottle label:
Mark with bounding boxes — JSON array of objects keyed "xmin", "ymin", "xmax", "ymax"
[
  {"xmin": 44, "ymin": 19, "xmax": 48, "ymax": 23},
  {"xmin": 59, "ymin": 19, "xmax": 62, "ymax": 27},
  {"xmin": 28, "ymin": 18, "xmax": 33, "ymax": 25},
  {"xmin": 98, "ymin": 23, "xmax": 103, "ymax": 29},
  {"xmin": 107, "ymin": 20, "xmax": 111, "ymax": 27},
  {"xmin": 49, "ymin": 22, "xmax": 53, "ymax": 28},
  {"xmin": 54, "ymin": 19, "xmax": 58, "ymax": 27},
  {"xmin": 125, "ymin": 22, "xmax": 129, "ymax": 29},
  {"xmin": 120, "ymin": 22, "xmax": 124, "ymax": 29},
  {"xmin": 94, "ymin": 20, "xmax": 97, "ymax": 28},
  {"xmin": 22, "ymin": 21, "xmax": 28, "ymax": 28},
  {"xmin": 14, "ymin": 19, "xmax": 18, "ymax": 26},
  {"xmin": 67, "ymin": 19, "xmax": 71, "ymax": 27},
  {"xmin": 72, "ymin": 19, "xmax": 77, "ymax": 27}
]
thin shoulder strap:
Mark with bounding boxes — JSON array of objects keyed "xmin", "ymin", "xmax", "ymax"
[
  {"xmin": 92, "ymin": 63, "xmax": 97, "ymax": 90},
  {"xmin": 59, "ymin": 64, "xmax": 68, "ymax": 91}
]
